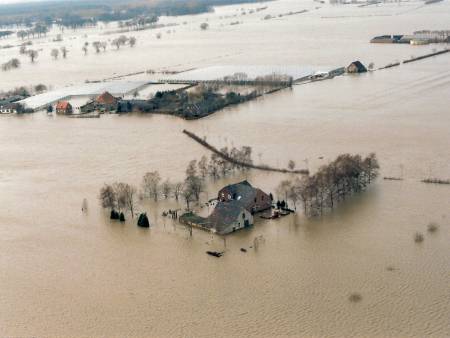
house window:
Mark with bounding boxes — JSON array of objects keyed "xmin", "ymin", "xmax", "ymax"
[{"xmin": 242, "ymin": 213, "xmax": 245, "ymax": 219}]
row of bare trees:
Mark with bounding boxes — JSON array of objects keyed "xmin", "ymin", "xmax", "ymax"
[
  {"xmin": 198, "ymin": 146, "xmax": 253, "ymax": 179},
  {"xmin": 18, "ymin": 44, "xmax": 40, "ymax": 63},
  {"xmin": 140, "ymin": 161, "xmax": 204, "ymax": 210},
  {"xmin": 98, "ymin": 148, "xmax": 253, "ymax": 218},
  {"xmin": 16, "ymin": 23, "xmax": 49, "ymax": 40},
  {"xmin": 277, "ymin": 153, "xmax": 379, "ymax": 216},
  {"xmin": 50, "ymin": 47, "xmax": 68, "ymax": 59},
  {"xmin": 111, "ymin": 35, "xmax": 136, "ymax": 50},
  {"xmin": 81, "ymin": 36, "xmax": 136, "ymax": 55},
  {"xmin": 118, "ymin": 16, "xmax": 158, "ymax": 31},
  {"xmin": 98, "ymin": 162, "xmax": 203, "ymax": 218},
  {"xmin": 99, "ymin": 183, "xmax": 137, "ymax": 218}
]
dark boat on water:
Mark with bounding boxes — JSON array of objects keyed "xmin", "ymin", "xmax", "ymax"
[{"xmin": 206, "ymin": 251, "xmax": 223, "ymax": 257}]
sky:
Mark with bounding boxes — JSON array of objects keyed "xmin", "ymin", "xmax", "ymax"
[{"xmin": 0, "ymin": 0, "xmax": 49, "ymax": 3}]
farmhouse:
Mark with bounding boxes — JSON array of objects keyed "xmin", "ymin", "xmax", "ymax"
[
  {"xmin": 55, "ymin": 101, "xmax": 73, "ymax": 115},
  {"xmin": 81, "ymin": 91, "xmax": 119, "ymax": 113},
  {"xmin": 0, "ymin": 103, "xmax": 17, "ymax": 114},
  {"xmin": 207, "ymin": 200, "xmax": 253, "ymax": 235},
  {"xmin": 179, "ymin": 181, "xmax": 271, "ymax": 235}
]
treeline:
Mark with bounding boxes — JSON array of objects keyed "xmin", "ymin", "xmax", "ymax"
[
  {"xmin": 0, "ymin": 84, "xmax": 47, "ymax": 99},
  {"xmin": 123, "ymin": 86, "xmax": 261, "ymax": 119},
  {"xmin": 277, "ymin": 153, "xmax": 379, "ymax": 216},
  {"xmin": 0, "ymin": 30, "xmax": 13, "ymax": 38},
  {"xmin": 183, "ymin": 130, "xmax": 309, "ymax": 174},
  {"xmin": 0, "ymin": 0, "xmax": 270, "ymax": 28},
  {"xmin": 16, "ymin": 23, "xmax": 49, "ymax": 40},
  {"xmin": 99, "ymin": 149, "xmax": 254, "ymax": 216}
]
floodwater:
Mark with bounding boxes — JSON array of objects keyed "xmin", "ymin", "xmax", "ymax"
[{"xmin": 1, "ymin": 0, "xmax": 450, "ymax": 337}]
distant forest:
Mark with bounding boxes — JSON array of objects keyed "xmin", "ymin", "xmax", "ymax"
[{"xmin": 0, "ymin": 0, "xmax": 271, "ymax": 28}]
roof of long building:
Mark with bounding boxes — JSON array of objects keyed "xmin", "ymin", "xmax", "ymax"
[{"xmin": 207, "ymin": 200, "xmax": 248, "ymax": 234}]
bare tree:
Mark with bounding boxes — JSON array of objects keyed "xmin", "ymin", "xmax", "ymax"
[
  {"xmin": 112, "ymin": 38, "xmax": 121, "ymax": 49},
  {"xmin": 99, "ymin": 184, "xmax": 117, "ymax": 211},
  {"xmin": 92, "ymin": 41, "xmax": 101, "ymax": 53},
  {"xmin": 82, "ymin": 42, "xmax": 89, "ymax": 55},
  {"xmin": 208, "ymin": 153, "xmax": 220, "ymax": 179},
  {"xmin": 182, "ymin": 183, "xmax": 195, "ymax": 210},
  {"xmin": 28, "ymin": 50, "xmax": 38, "ymax": 63},
  {"xmin": 112, "ymin": 35, "xmax": 128, "ymax": 50},
  {"xmin": 186, "ymin": 159, "xmax": 198, "ymax": 177},
  {"xmin": 60, "ymin": 46, "xmax": 68, "ymax": 58},
  {"xmin": 185, "ymin": 160, "xmax": 204, "ymax": 201},
  {"xmin": 161, "ymin": 179, "xmax": 172, "ymax": 199},
  {"xmin": 34, "ymin": 84, "xmax": 47, "ymax": 93},
  {"xmin": 198, "ymin": 155, "xmax": 208, "ymax": 178},
  {"xmin": 276, "ymin": 179, "xmax": 292, "ymax": 204},
  {"xmin": 288, "ymin": 160, "xmax": 296, "ymax": 171},
  {"xmin": 17, "ymin": 30, "xmax": 27, "ymax": 40},
  {"xmin": 51, "ymin": 48, "xmax": 59, "ymax": 59},
  {"xmin": 113, "ymin": 182, "xmax": 137, "ymax": 217},
  {"xmin": 142, "ymin": 171, "xmax": 161, "ymax": 201},
  {"xmin": 173, "ymin": 182, "xmax": 183, "ymax": 201}
]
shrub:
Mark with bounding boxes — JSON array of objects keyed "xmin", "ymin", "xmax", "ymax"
[
  {"xmin": 427, "ymin": 222, "xmax": 439, "ymax": 233},
  {"xmin": 414, "ymin": 232, "xmax": 424, "ymax": 243},
  {"xmin": 348, "ymin": 293, "xmax": 362, "ymax": 302},
  {"xmin": 110, "ymin": 210, "xmax": 119, "ymax": 220},
  {"xmin": 137, "ymin": 213, "xmax": 150, "ymax": 228},
  {"xmin": 119, "ymin": 212, "xmax": 126, "ymax": 222}
]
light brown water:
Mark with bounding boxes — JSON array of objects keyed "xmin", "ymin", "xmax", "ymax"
[{"xmin": 1, "ymin": 0, "xmax": 450, "ymax": 337}]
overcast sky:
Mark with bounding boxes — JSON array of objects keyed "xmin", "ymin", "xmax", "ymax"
[{"xmin": 0, "ymin": 0, "xmax": 60, "ymax": 3}]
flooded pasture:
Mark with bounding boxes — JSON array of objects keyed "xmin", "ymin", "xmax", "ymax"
[{"xmin": 0, "ymin": 0, "xmax": 449, "ymax": 337}]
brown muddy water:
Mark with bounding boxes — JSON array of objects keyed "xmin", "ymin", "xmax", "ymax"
[{"xmin": 1, "ymin": 0, "xmax": 449, "ymax": 337}]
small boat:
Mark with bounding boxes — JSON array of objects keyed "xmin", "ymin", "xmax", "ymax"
[
  {"xmin": 206, "ymin": 251, "xmax": 223, "ymax": 258},
  {"xmin": 260, "ymin": 212, "xmax": 280, "ymax": 220}
]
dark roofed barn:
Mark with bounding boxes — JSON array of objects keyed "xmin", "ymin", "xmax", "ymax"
[
  {"xmin": 346, "ymin": 61, "xmax": 367, "ymax": 74},
  {"xmin": 96, "ymin": 91, "xmax": 118, "ymax": 106},
  {"xmin": 218, "ymin": 180, "xmax": 271, "ymax": 214}
]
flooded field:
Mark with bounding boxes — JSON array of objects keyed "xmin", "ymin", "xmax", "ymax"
[{"xmin": 1, "ymin": 0, "xmax": 449, "ymax": 337}]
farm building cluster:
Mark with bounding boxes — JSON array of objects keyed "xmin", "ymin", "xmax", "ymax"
[{"xmin": 180, "ymin": 180, "xmax": 272, "ymax": 235}]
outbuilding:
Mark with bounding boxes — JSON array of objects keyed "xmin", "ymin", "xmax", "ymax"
[
  {"xmin": 55, "ymin": 101, "xmax": 73, "ymax": 115},
  {"xmin": 346, "ymin": 61, "xmax": 367, "ymax": 74}
]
